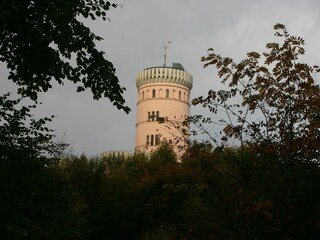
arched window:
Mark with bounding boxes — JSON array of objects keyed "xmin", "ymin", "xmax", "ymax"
[
  {"xmin": 179, "ymin": 91, "xmax": 181, "ymax": 99},
  {"xmin": 150, "ymin": 135, "xmax": 154, "ymax": 146},
  {"xmin": 148, "ymin": 111, "xmax": 151, "ymax": 121},
  {"xmin": 146, "ymin": 135, "xmax": 149, "ymax": 145},
  {"xmin": 152, "ymin": 89, "xmax": 156, "ymax": 98},
  {"xmin": 156, "ymin": 111, "xmax": 159, "ymax": 120},
  {"xmin": 166, "ymin": 89, "xmax": 169, "ymax": 98},
  {"xmin": 142, "ymin": 91, "xmax": 145, "ymax": 100}
]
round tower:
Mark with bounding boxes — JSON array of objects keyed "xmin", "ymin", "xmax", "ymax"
[{"xmin": 135, "ymin": 63, "xmax": 193, "ymax": 154}]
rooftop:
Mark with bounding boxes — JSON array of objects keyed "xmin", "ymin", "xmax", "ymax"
[{"xmin": 136, "ymin": 64, "xmax": 193, "ymax": 90}]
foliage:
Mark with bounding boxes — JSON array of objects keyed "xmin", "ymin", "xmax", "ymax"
[
  {"xmin": 194, "ymin": 23, "xmax": 320, "ymax": 155},
  {"xmin": 0, "ymin": 93, "xmax": 66, "ymax": 156},
  {"xmin": 0, "ymin": 0, "xmax": 130, "ymax": 113},
  {"xmin": 183, "ymin": 143, "xmax": 320, "ymax": 239},
  {"xmin": 2, "ymin": 141, "xmax": 317, "ymax": 239},
  {"xmin": 0, "ymin": 92, "xmax": 79, "ymax": 239},
  {"xmin": 0, "ymin": 153, "xmax": 83, "ymax": 239},
  {"xmin": 0, "ymin": 1, "xmax": 131, "ymax": 234},
  {"xmin": 52, "ymin": 146, "xmax": 208, "ymax": 239},
  {"xmin": 189, "ymin": 23, "xmax": 320, "ymax": 239}
]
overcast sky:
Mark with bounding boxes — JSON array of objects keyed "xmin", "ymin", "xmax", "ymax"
[{"xmin": 1, "ymin": 0, "xmax": 320, "ymax": 156}]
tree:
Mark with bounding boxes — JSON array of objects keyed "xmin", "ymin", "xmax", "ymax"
[
  {"xmin": 0, "ymin": 93, "xmax": 63, "ymax": 156},
  {"xmin": 195, "ymin": 23, "xmax": 320, "ymax": 154},
  {"xmin": 0, "ymin": 0, "xmax": 130, "ymax": 113},
  {"xmin": 190, "ymin": 23, "xmax": 320, "ymax": 239},
  {"xmin": 0, "ymin": 93, "xmax": 80, "ymax": 239},
  {"xmin": 0, "ymin": 2, "xmax": 132, "ymax": 237}
]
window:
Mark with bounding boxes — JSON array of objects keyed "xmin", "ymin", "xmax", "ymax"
[
  {"xmin": 155, "ymin": 135, "xmax": 160, "ymax": 145},
  {"xmin": 142, "ymin": 91, "xmax": 145, "ymax": 100},
  {"xmin": 146, "ymin": 135, "xmax": 149, "ymax": 145},
  {"xmin": 166, "ymin": 89, "xmax": 169, "ymax": 98},
  {"xmin": 147, "ymin": 111, "xmax": 160, "ymax": 121},
  {"xmin": 152, "ymin": 89, "xmax": 156, "ymax": 98},
  {"xmin": 152, "ymin": 111, "xmax": 155, "ymax": 121},
  {"xmin": 179, "ymin": 91, "xmax": 181, "ymax": 99},
  {"xmin": 150, "ymin": 135, "xmax": 154, "ymax": 146}
]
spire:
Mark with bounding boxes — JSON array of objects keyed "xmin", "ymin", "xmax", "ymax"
[{"xmin": 163, "ymin": 41, "xmax": 171, "ymax": 67}]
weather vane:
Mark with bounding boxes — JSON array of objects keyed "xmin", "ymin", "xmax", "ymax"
[{"xmin": 163, "ymin": 41, "xmax": 171, "ymax": 67}]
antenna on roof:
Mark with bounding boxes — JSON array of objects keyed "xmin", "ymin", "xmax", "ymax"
[{"xmin": 163, "ymin": 41, "xmax": 171, "ymax": 67}]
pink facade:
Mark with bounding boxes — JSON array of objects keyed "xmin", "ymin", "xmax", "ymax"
[{"xmin": 135, "ymin": 66, "xmax": 193, "ymax": 154}]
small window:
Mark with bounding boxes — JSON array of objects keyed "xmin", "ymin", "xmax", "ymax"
[
  {"xmin": 146, "ymin": 135, "xmax": 149, "ymax": 145},
  {"xmin": 150, "ymin": 135, "xmax": 154, "ymax": 146},
  {"xmin": 142, "ymin": 91, "xmax": 145, "ymax": 100},
  {"xmin": 156, "ymin": 111, "xmax": 159, "ymax": 120},
  {"xmin": 155, "ymin": 135, "xmax": 160, "ymax": 145},
  {"xmin": 152, "ymin": 111, "xmax": 155, "ymax": 121},
  {"xmin": 148, "ymin": 111, "xmax": 151, "ymax": 121},
  {"xmin": 179, "ymin": 91, "xmax": 181, "ymax": 99},
  {"xmin": 166, "ymin": 89, "xmax": 169, "ymax": 98},
  {"xmin": 152, "ymin": 89, "xmax": 156, "ymax": 98}
]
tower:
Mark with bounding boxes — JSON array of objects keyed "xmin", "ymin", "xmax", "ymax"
[{"xmin": 135, "ymin": 63, "xmax": 193, "ymax": 154}]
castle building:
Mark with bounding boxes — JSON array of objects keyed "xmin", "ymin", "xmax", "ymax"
[{"xmin": 135, "ymin": 63, "xmax": 193, "ymax": 154}]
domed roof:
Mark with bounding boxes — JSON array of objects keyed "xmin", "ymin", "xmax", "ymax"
[{"xmin": 172, "ymin": 62, "xmax": 184, "ymax": 70}]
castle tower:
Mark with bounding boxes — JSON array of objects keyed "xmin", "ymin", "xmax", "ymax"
[{"xmin": 135, "ymin": 63, "xmax": 193, "ymax": 154}]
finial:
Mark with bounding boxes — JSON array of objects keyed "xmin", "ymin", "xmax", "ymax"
[{"xmin": 163, "ymin": 41, "xmax": 171, "ymax": 67}]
